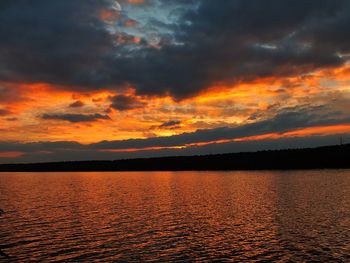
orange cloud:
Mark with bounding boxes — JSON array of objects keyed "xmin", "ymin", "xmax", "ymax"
[
  {"xmin": 1, "ymin": 64, "xmax": 350, "ymax": 145},
  {"xmin": 124, "ymin": 19, "xmax": 138, "ymax": 27},
  {"xmin": 128, "ymin": 0, "xmax": 144, "ymax": 4}
]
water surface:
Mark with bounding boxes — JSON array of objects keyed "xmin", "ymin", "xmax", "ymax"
[{"xmin": 1, "ymin": 170, "xmax": 350, "ymax": 262}]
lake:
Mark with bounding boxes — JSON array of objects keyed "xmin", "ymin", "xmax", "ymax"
[{"xmin": 1, "ymin": 170, "xmax": 350, "ymax": 262}]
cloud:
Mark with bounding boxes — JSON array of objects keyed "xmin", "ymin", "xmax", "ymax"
[
  {"xmin": 5, "ymin": 117, "xmax": 17, "ymax": 121},
  {"xmin": 0, "ymin": 1, "xmax": 349, "ymax": 98},
  {"xmin": 1, "ymin": 107, "xmax": 350, "ymax": 163},
  {"xmin": 110, "ymin": 94, "xmax": 145, "ymax": 111},
  {"xmin": 0, "ymin": 85, "xmax": 23, "ymax": 103},
  {"xmin": 69, "ymin": 100, "xmax": 85, "ymax": 108},
  {"xmin": 42, "ymin": 113, "xmax": 110, "ymax": 123},
  {"xmin": 0, "ymin": 0, "xmax": 115, "ymax": 88},
  {"xmin": 0, "ymin": 108, "xmax": 11, "ymax": 116},
  {"xmin": 158, "ymin": 120, "xmax": 181, "ymax": 129},
  {"xmin": 90, "ymin": 109, "xmax": 347, "ymax": 150}
]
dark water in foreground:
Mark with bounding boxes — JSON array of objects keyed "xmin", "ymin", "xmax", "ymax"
[{"xmin": 1, "ymin": 171, "xmax": 350, "ymax": 262}]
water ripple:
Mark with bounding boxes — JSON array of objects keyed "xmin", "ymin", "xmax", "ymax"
[{"xmin": 1, "ymin": 170, "xmax": 350, "ymax": 261}]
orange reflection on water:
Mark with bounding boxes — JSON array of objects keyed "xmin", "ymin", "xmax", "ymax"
[{"xmin": 2, "ymin": 171, "xmax": 350, "ymax": 261}]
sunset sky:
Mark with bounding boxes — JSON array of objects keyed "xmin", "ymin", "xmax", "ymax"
[{"xmin": 1, "ymin": 0, "xmax": 350, "ymax": 163}]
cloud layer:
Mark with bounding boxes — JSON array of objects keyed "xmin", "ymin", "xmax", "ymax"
[
  {"xmin": 1, "ymin": 109, "xmax": 350, "ymax": 163},
  {"xmin": 1, "ymin": 0, "xmax": 350, "ymax": 98}
]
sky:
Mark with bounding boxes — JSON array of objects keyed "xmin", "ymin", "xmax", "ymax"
[{"xmin": 1, "ymin": 0, "xmax": 350, "ymax": 163}]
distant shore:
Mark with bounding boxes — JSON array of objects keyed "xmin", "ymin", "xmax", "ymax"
[{"xmin": 0, "ymin": 144, "xmax": 349, "ymax": 172}]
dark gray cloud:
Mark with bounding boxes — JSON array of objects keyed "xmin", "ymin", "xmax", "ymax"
[
  {"xmin": 0, "ymin": 0, "xmax": 349, "ymax": 98},
  {"xmin": 158, "ymin": 120, "xmax": 181, "ymax": 129},
  {"xmin": 0, "ymin": 141, "xmax": 82, "ymax": 153},
  {"xmin": 42, "ymin": 113, "xmax": 110, "ymax": 123},
  {"xmin": 0, "ymin": 0, "xmax": 115, "ymax": 88},
  {"xmin": 110, "ymin": 95, "xmax": 145, "ymax": 111}
]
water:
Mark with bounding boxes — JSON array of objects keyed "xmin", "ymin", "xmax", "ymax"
[{"xmin": 1, "ymin": 170, "xmax": 350, "ymax": 262}]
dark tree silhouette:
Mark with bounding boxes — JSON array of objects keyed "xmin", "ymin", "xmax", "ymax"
[{"xmin": 0, "ymin": 144, "xmax": 349, "ymax": 172}]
